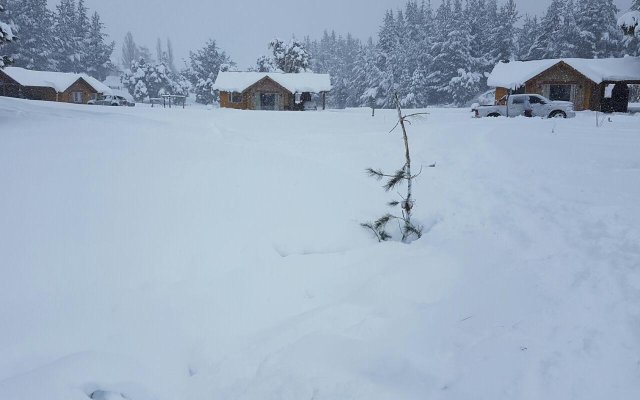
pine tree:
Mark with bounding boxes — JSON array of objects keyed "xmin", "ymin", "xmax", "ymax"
[
  {"xmin": 83, "ymin": 12, "xmax": 114, "ymax": 80},
  {"xmin": 575, "ymin": 0, "xmax": 622, "ymax": 58},
  {"xmin": 517, "ymin": 15, "xmax": 539, "ymax": 60},
  {"xmin": 183, "ymin": 39, "xmax": 234, "ymax": 104},
  {"xmin": 166, "ymin": 38, "xmax": 176, "ymax": 73},
  {"xmin": 3, "ymin": 0, "xmax": 53, "ymax": 70},
  {"xmin": 0, "ymin": 2, "xmax": 16, "ymax": 68},
  {"xmin": 527, "ymin": 0, "xmax": 564, "ymax": 59},
  {"xmin": 52, "ymin": 0, "xmax": 80, "ymax": 72},
  {"xmin": 493, "ymin": 0, "xmax": 519, "ymax": 62},
  {"xmin": 557, "ymin": 0, "xmax": 580, "ymax": 58},
  {"xmin": 121, "ymin": 32, "xmax": 138, "ymax": 70},
  {"xmin": 363, "ymin": 95, "xmax": 429, "ymax": 243}
]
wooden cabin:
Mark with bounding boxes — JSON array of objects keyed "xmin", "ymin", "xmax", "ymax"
[
  {"xmin": 0, "ymin": 67, "xmax": 110, "ymax": 104},
  {"xmin": 213, "ymin": 71, "xmax": 331, "ymax": 111},
  {"xmin": 487, "ymin": 57, "xmax": 640, "ymax": 112}
]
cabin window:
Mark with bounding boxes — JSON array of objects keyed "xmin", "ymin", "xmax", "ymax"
[
  {"xmin": 71, "ymin": 91, "xmax": 83, "ymax": 103},
  {"xmin": 229, "ymin": 92, "xmax": 242, "ymax": 103},
  {"xmin": 549, "ymin": 84, "xmax": 572, "ymax": 102}
]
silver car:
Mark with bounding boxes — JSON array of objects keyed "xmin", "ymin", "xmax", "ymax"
[{"xmin": 88, "ymin": 95, "xmax": 133, "ymax": 107}]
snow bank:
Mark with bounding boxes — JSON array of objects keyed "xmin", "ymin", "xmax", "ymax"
[
  {"xmin": 1, "ymin": 67, "xmax": 110, "ymax": 93},
  {"xmin": 487, "ymin": 57, "xmax": 640, "ymax": 89},
  {"xmin": 213, "ymin": 71, "xmax": 332, "ymax": 93},
  {"xmin": 0, "ymin": 98, "xmax": 639, "ymax": 400}
]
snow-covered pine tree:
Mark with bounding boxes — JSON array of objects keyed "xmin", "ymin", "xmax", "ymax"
[
  {"xmin": 353, "ymin": 37, "xmax": 381, "ymax": 109},
  {"xmin": 370, "ymin": 9, "xmax": 400, "ymax": 108},
  {"xmin": 400, "ymin": 0, "xmax": 425, "ymax": 108},
  {"xmin": 428, "ymin": 0, "xmax": 454, "ymax": 103},
  {"xmin": 575, "ymin": 0, "xmax": 622, "ymax": 58},
  {"xmin": 480, "ymin": 0, "xmax": 499, "ymax": 65},
  {"xmin": 83, "ymin": 12, "xmax": 114, "ymax": 80},
  {"xmin": 430, "ymin": 0, "xmax": 476, "ymax": 105},
  {"xmin": 465, "ymin": 0, "xmax": 489, "ymax": 76},
  {"xmin": 52, "ymin": 0, "xmax": 80, "ymax": 72},
  {"xmin": 183, "ymin": 39, "xmax": 235, "ymax": 104},
  {"xmin": 557, "ymin": 0, "xmax": 580, "ymax": 58},
  {"xmin": 0, "ymin": 2, "xmax": 16, "ymax": 68},
  {"xmin": 268, "ymin": 38, "xmax": 312, "ymax": 73},
  {"xmin": 493, "ymin": 0, "xmax": 519, "ymax": 63},
  {"xmin": 3, "ymin": 0, "xmax": 53, "ymax": 70},
  {"xmin": 526, "ymin": 0, "xmax": 564, "ymax": 59},
  {"xmin": 516, "ymin": 15, "xmax": 539, "ymax": 60},
  {"xmin": 254, "ymin": 55, "xmax": 275, "ymax": 72}
]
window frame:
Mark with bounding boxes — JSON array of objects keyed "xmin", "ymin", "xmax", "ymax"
[
  {"xmin": 72, "ymin": 91, "xmax": 83, "ymax": 103},
  {"xmin": 229, "ymin": 92, "xmax": 242, "ymax": 104}
]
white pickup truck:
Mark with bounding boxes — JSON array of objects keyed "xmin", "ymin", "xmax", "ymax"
[{"xmin": 473, "ymin": 94, "xmax": 576, "ymax": 119}]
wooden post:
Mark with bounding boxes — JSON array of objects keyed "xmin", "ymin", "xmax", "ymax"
[{"xmin": 322, "ymin": 92, "xmax": 326, "ymax": 110}]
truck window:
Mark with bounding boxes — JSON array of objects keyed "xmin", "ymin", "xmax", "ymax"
[
  {"xmin": 529, "ymin": 96, "xmax": 544, "ymax": 104},
  {"xmin": 511, "ymin": 97, "xmax": 524, "ymax": 104}
]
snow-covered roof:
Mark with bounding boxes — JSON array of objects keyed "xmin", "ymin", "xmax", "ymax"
[
  {"xmin": 1, "ymin": 67, "xmax": 110, "ymax": 93},
  {"xmin": 487, "ymin": 57, "xmax": 640, "ymax": 89},
  {"xmin": 213, "ymin": 72, "xmax": 332, "ymax": 93},
  {"xmin": 103, "ymin": 75, "xmax": 124, "ymax": 89}
]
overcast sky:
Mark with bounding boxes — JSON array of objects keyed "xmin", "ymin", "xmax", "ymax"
[{"xmin": 56, "ymin": 0, "xmax": 632, "ymax": 69}]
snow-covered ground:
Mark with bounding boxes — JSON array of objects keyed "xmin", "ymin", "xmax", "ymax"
[{"xmin": 1, "ymin": 97, "xmax": 639, "ymax": 400}]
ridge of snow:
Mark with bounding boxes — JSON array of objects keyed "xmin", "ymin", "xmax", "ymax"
[
  {"xmin": 213, "ymin": 71, "xmax": 332, "ymax": 93},
  {"xmin": 487, "ymin": 57, "xmax": 640, "ymax": 89}
]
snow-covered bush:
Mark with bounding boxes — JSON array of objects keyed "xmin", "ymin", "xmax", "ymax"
[{"xmin": 123, "ymin": 58, "xmax": 189, "ymax": 102}]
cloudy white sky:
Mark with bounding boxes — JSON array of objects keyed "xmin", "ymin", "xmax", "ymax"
[{"xmin": 54, "ymin": 0, "xmax": 632, "ymax": 69}]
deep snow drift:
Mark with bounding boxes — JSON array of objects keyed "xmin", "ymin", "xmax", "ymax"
[{"xmin": 1, "ymin": 98, "xmax": 639, "ymax": 400}]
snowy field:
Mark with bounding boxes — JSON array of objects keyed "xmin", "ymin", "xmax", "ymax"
[{"xmin": 1, "ymin": 97, "xmax": 639, "ymax": 400}]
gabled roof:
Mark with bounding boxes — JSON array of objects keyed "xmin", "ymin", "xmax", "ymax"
[
  {"xmin": 487, "ymin": 57, "xmax": 640, "ymax": 89},
  {"xmin": 1, "ymin": 67, "xmax": 110, "ymax": 93},
  {"xmin": 213, "ymin": 72, "xmax": 332, "ymax": 93}
]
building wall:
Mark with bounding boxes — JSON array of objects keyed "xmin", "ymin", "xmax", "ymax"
[
  {"xmin": 219, "ymin": 77, "xmax": 293, "ymax": 111},
  {"xmin": 525, "ymin": 63, "xmax": 596, "ymax": 111},
  {"xmin": 59, "ymin": 79, "xmax": 99, "ymax": 104},
  {"xmin": 219, "ymin": 91, "xmax": 249, "ymax": 109}
]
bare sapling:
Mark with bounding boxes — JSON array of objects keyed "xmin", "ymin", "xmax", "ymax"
[{"xmin": 362, "ymin": 93, "xmax": 434, "ymax": 243}]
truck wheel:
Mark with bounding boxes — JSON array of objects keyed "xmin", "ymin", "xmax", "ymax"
[
  {"xmin": 488, "ymin": 113, "xmax": 501, "ymax": 117},
  {"xmin": 550, "ymin": 111, "xmax": 566, "ymax": 118}
]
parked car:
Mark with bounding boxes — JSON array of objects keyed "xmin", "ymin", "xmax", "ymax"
[
  {"xmin": 88, "ymin": 95, "xmax": 134, "ymax": 107},
  {"xmin": 472, "ymin": 94, "xmax": 575, "ymax": 119}
]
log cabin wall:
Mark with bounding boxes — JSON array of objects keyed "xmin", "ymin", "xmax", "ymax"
[
  {"xmin": 220, "ymin": 77, "xmax": 294, "ymax": 110},
  {"xmin": 219, "ymin": 91, "xmax": 249, "ymax": 109},
  {"xmin": 59, "ymin": 78, "xmax": 99, "ymax": 104},
  {"xmin": 244, "ymin": 77, "xmax": 292, "ymax": 110},
  {"xmin": 523, "ymin": 63, "xmax": 595, "ymax": 111}
]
